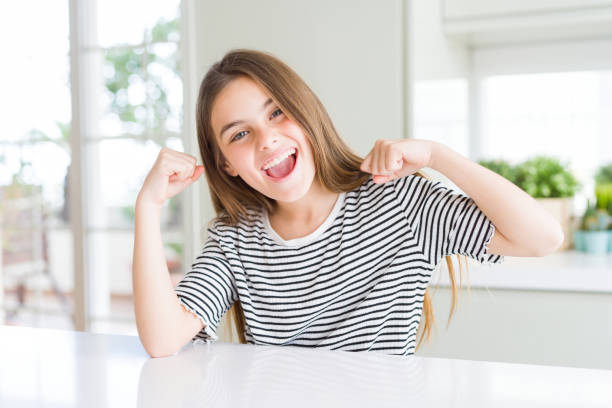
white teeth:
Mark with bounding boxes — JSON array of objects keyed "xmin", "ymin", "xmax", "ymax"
[{"xmin": 262, "ymin": 148, "xmax": 296, "ymax": 170}]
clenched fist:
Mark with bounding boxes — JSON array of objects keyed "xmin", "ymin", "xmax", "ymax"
[
  {"xmin": 360, "ymin": 139, "xmax": 434, "ymax": 184},
  {"xmin": 136, "ymin": 147, "xmax": 204, "ymax": 209}
]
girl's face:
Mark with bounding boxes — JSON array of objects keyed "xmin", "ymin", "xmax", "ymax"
[{"xmin": 211, "ymin": 76, "xmax": 317, "ymax": 203}]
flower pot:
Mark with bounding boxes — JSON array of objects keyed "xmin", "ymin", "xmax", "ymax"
[
  {"xmin": 608, "ymin": 230, "xmax": 612, "ymax": 253},
  {"xmin": 573, "ymin": 230, "xmax": 585, "ymax": 251},
  {"xmin": 536, "ymin": 197, "xmax": 573, "ymax": 251},
  {"xmin": 582, "ymin": 231, "xmax": 609, "ymax": 254}
]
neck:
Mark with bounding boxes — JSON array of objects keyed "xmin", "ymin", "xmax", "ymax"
[{"xmin": 271, "ymin": 181, "xmax": 339, "ymax": 225}]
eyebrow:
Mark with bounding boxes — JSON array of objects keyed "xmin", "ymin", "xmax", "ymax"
[{"xmin": 219, "ymin": 98, "xmax": 275, "ymax": 141}]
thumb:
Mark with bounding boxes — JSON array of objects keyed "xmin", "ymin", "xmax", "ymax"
[
  {"xmin": 189, "ymin": 165, "xmax": 205, "ymax": 183},
  {"xmin": 169, "ymin": 165, "xmax": 204, "ymax": 185}
]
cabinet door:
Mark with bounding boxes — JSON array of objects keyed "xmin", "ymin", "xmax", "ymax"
[{"xmin": 443, "ymin": 0, "xmax": 612, "ymax": 20}]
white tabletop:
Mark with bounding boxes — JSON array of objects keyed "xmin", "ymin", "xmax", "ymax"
[{"xmin": 1, "ymin": 325, "xmax": 611, "ymax": 407}]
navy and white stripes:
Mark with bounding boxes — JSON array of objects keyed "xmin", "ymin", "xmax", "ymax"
[{"xmin": 174, "ymin": 174, "xmax": 503, "ymax": 356}]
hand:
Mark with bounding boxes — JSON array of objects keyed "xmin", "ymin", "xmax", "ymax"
[
  {"xmin": 360, "ymin": 139, "xmax": 435, "ymax": 184},
  {"xmin": 137, "ymin": 147, "xmax": 205, "ymax": 208}
]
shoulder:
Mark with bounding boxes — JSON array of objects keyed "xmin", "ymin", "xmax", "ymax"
[
  {"xmin": 350, "ymin": 173, "xmax": 437, "ymax": 201},
  {"xmin": 392, "ymin": 172, "xmax": 440, "ymax": 193},
  {"xmin": 342, "ymin": 175, "xmax": 411, "ymax": 214},
  {"xmin": 350, "ymin": 174, "xmax": 396, "ymax": 199},
  {"xmin": 205, "ymin": 207, "xmax": 265, "ymax": 244}
]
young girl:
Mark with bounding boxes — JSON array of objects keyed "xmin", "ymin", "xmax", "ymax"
[{"xmin": 133, "ymin": 49, "xmax": 563, "ymax": 358}]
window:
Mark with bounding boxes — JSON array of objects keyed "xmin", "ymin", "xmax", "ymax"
[
  {"xmin": 480, "ymin": 70, "xmax": 612, "ymax": 212},
  {"xmin": 414, "ymin": 40, "xmax": 612, "ymax": 215},
  {"xmin": 80, "ymin": 0, "xmax": 184, "ymax": 335},
  {"xmin": 412, "ymin": 79, "xmax": 470, "ymax": 192},
  {"xmin": 413, "ymin": 79, "xmax": 470, "ymax": 158},
  {"xmin": 0, "ymin": 0, "xmax": 185, "ymax": 336},
  {"xmin": 0, "ymin": 0, "xmax": 74, "ymax": 329}
]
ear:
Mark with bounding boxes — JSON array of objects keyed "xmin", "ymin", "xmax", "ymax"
[{"xmin": 222, "ymin": 160, "xmax": 238, "ymax": 177}]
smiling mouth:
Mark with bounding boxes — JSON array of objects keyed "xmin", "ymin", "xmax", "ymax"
[{"xmin": 263, "ymin": 150, "xmax": 298, "ymax": 180}]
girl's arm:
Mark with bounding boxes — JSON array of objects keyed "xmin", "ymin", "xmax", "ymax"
[
  {"xmin": 133, "ymin": 148, "xmax": 205, "ymax": 357},
  {"xmin": 133, "ymin": 200, "xmax": 204, "ymax": 358},
  {"xmin": 428, "ymin": 141, "xmax": 563, "ymax": 257},
  {"xmin": 360, "ymin": 139, "xmax": 564, "ymax": 257}
]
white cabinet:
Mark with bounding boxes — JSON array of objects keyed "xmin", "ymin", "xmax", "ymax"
[
  {"xmin": 441, "ymin": 0, "xmax": 612, "ymax": 45},
  {"xmin": 443, "ymin": 0, "xmax": 612, "ymax": 19}
]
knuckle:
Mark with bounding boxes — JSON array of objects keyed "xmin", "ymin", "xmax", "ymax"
[{"xmin": 159, "ymin": 149, "xmax": 171, "ymax": 160}]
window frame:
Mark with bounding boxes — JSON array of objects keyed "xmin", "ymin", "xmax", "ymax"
[{"xmin": 68, "ymin": 0, "xmax": 199, "ymax": 331}]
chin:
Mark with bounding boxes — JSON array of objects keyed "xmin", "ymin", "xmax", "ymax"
[
  {"xmin": 270, "ymin": 187, "xmax": 308, "ymax": 203},
  {"xmin": 268, "ymin": 177, "xmax": 314, "ymax": 203}
]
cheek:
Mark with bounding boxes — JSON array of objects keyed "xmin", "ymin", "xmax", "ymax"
[
  {"xmin": 283, "ymin": 121, "xmax": 312, "ymax": 150},
  {"xmin": 280, "ymin": 118, "xmax": 304, "ymax": 136},
  {"xmin": 231, "ymin": 147, "xmax": 256, "ymax": 172}
]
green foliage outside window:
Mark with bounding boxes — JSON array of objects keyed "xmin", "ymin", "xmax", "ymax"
[
  {"xmin": 594, "ymin": 163, "xmax": 612, "ymax": 185},
  {"xmin": 104, "ymin": 17, "xmax": 180, "ymax": 140}
]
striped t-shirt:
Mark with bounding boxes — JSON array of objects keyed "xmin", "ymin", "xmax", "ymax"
[{"xmin": 174, "ymin": 174, "xmax": 504, "ymax": 356}]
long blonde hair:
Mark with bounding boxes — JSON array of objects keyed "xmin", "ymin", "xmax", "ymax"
[{"xmin": 195, "ymin": 49, "xmax": 466, "ymax": 350}]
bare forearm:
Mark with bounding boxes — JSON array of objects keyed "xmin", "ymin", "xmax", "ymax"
[
  {"xmin": 132, "ymin": 197, "xmax": 185, "ymax": 356},
  {"xmin": 428, "ymin": 141, "xmax": 563, "ymax": 253}
]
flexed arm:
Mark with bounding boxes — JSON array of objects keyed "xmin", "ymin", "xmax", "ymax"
[
  {"xmin": 133, "ymin": 148, "xmax": 205, "ymax": 357},
  {"xmin": 360, "ymin": 139, "xmax": 564, "ymax": 257}
]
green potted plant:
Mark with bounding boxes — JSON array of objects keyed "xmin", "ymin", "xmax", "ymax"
[
  {"xmin": 594, "ymin": 162, "xmax": 612, "ymax": 252},
  {"xmin": 594, "ymin": 163, "xmax": 612, "ymax": 186},
  {"xmin": 575, "ymin": 200, "xmax": 610, "ymax": 254},
  {"xmin": 513, "ymin": 156, "xmax": 580, "ymax": 251},
  {"xmin": 478, "ymin": 159, "xmax": 519, "ymax": 184}
]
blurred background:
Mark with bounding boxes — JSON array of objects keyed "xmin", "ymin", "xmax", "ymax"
[{"xmin": 1, "ymin": 0, "xmax": 611, "ymax": 369}]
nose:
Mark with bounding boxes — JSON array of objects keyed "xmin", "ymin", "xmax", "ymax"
[{"xmin": 256, "ymin": 126, "xmax": 279, "ymax": 151}]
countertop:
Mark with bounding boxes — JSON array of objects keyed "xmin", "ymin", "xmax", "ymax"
[
  {"xmin": 433, "ymin": 250, "xmax": 612, "ymax": 293},
  {"xmin": 1, "ymin": 325, "xmax": 611, "ymax": 407}
]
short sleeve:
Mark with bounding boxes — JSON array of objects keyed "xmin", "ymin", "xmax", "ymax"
[
  {"xmin": 392, "ymin": 174, "xmax": 504, "ymax": 267},
  {"xmin": 173, "ymin": 235, "xmax": 238, "ymax": 343}
]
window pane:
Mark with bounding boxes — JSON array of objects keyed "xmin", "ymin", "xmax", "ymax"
[
  {"xmin": 93, "ymin": 0, "xmax": 180, "ymax": 47},
  {"xmin": 97, "ymin": 47, "xmax": 149, "ymax": 138},
  {"xmin": 85, "ymin": 139, "xmax": 183, "ymax": 230},
  {"xmin": 1, "ymin": 184, "xmax": 75, "ymax": 329},
  {"xmin": 413, "ymin": 79, "xmax": 469, "ymax": 158},
  {"xmin": 0, "ymin": 142, "xmax": 71, "ymax": 214},
  {"xmin": 89, "ymin": 41, "xmax": 181, "ymax": 139},
  {"xmin": 480, "ymin": 71, "xmax": 612, "ymax": 208},
  {"xmin": 0, "ymin": 0, "xmax": 73, "ymax": 329},
  {"xmin": 87, "ymin": 229, "xmax": 184, "ymax": 335},
  {"xmin": 83, "ymin": 4, "xmax": 185, "ymax": 335},
  {"xmin": 147, "ymin": 42, "xmax": 183, "ymax": 136},
  {"xmin": 0, "ymin": 1, "xmax": 71, "ymax": 143}
]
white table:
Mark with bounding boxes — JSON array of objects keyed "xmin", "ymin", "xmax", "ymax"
[{"xmin": 1, "ymin": 325, "xmax": 611, "ymax": 407}]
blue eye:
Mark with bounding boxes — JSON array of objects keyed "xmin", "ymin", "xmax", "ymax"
[
  {"xmin": 270, "ymin": 108, "xmax": 283, "ymax": 119},
  {"xmin": 231, "ymin": 130, "xmax": 248, "ymax": 142}
]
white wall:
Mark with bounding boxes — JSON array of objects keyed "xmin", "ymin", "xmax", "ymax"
[
  {"xmin": 411, "ymin": 0, "xmax": 470, "ymax": 81},
  {"xmin": 192, "ymin": 0, "xmax": 407, "ymax": 160}
]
